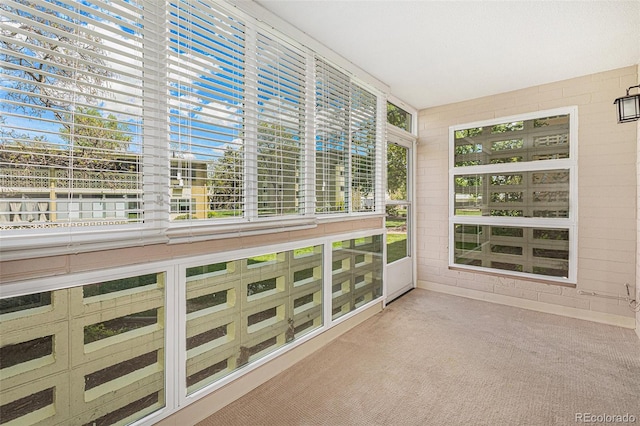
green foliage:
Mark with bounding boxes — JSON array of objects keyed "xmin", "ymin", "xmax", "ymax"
[
  {"xmin": 455, "ymin": 127, "xmax": 482, "ymax": 139},
  {"xmin": 490, "ymin": 174, "xmax": 522, "ymax": 186},
  {"xmin": 491, "ymin": 121, "xmax": 523, "ymax": 133},
  {"xmin": 387, "ymin": 102, "xmax": 411, "ymax": 131},
  {"xmin": 173, "ymin": 214, "xmax": 195, "ymax": 220},
  {"xmin": 84, "ymin": 323, "xmax": 124, "ymax": 344},
  {"xmin": 387, "ymin": 143, "xmax": 407, "ymax": 200},
  {"xmin": 257, "ymin": 122, "xmax": 301, "ymax": 215},
  {"xmin": 386, "ymin": 233, "xmax": 407, "ymax": 263},
  {"xmin": 60, "ymin": 107, "xmax": 131, "ymax": 151},
  {"xmin": 209, "ymin": 146, "xmax": 243, "ymax": 211}
]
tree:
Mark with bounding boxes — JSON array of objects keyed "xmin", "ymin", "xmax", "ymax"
[
  {"xmin": 387, "ymin": 103, "xmax": 409, "ymax": 130},
  {"xmin": 60, "ymin": 107, "xmax": 131, "ymax": 152},
  {"xmin": 386, "ymin": 143, "xmax": 407, "ymax": 200},
  {"xmin": 257, "ymin": 122, "xmax": 300, "ymax": 216},
  {"xmin": 0, "ymin": 109, "xmax": 134, "ymax": 172},
  {"xmin": 209, "ymin": 146, "xmax": 244, "ymax": 212},
  {"xmin": 0, "ymin": 1, "xmax": 112, "ymax": 123}
]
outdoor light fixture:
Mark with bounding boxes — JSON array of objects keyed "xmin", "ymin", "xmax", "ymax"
[{"xmin": 613, "ymin": 84, "xmax": 640, "ymax": 123}]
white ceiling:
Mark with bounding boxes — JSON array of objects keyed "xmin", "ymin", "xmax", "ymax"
[{"xmin": 255, "ymin": 0, "xmax": 640, "ymax": 110}]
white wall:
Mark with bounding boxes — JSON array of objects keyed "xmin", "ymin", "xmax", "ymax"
[{"xmin": 637, "ymin": 64, "xmax": 640, "ymax": 340}]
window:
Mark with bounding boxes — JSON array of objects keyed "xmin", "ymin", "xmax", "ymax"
[
  {"xmin": 0, "ymin": 271, "xmax": 166, "ymax": 425},
  {"xmin": 449, "ymin": 109, "xmax": 577, "ymax": 282},
  {"xmin": 387, "ymin": 101, "xmax": 412, "ymax": 133},
  {"xmin": 315, "ymin": 59, "xmax": 379, "ymax": 214},
  {"xmin": 185, "ymin": 244, "xmax": 323, "ymax": 394},
  {"xmin": 0, "ymin": 0, "xmax": 146, "ymax": 228},
  {"xmin": 0, "ymin": 0, "xmax": 385, "ymax": 254}
]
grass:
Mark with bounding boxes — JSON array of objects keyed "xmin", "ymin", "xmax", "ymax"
[
  {"xmin": 386, "ymin": 219, "xmax": 406, "ymax": 228},
  {"xmin": 455, "ymin": 209, "xmax": 482, "ymax": 216},
  {"xmin": 387, "ymin": 232, "xmax": 407, "ymax": 264}
]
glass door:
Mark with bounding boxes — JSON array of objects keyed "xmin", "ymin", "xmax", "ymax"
[{"xmin": 386, "ymin": 132, "xmax": 415, "ymax": 302}]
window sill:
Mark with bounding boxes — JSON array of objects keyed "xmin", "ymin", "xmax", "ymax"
[
  {"xmin": 0, "ymin": 228, "xmax": 169, "ymax": 262},
  {"xmin": 0, "ymin": 213, "xmax": 386, "ymax": 262},
  {"xmin": 316, "ymin": 212, "xmax": 385, "ymax": 225},
  {"xmin": 448, "ymin": 265, "xmax": 576, "ymax": 287},
  {"xmin": 166, "ymin": 216, "xmax": 318, "ymax": 244}
]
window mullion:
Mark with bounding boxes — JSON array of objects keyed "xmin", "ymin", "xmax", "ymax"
[
  {"xmin": 376, "ymin": 94, "xmax": 387, "ymax": 214},
  {"xmin": 347, "ymin": 83, "xmax": 353, "ymax": 213},
  {"xmin": 304, "ymin": 51, "xmax": 317, "ymax": 216},
  {"xmin": 244, "ymin": 25, "xmax": 259, "ymax": 220},
  {"xmin": 142, "ymin": 0, "xmax": 169, "ymax": 230}
]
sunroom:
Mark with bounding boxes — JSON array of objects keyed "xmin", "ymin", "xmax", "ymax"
[{"xmin": 0, "ymin": 1, "xmax": 639, "ymax": 425}]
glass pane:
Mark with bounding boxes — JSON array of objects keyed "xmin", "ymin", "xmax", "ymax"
[
  {"xmin": 387, "ymin": 102, "xmax": 412, "ymax": 132},
  {"xmin": 0, "ymin": 273, "xmax": 166, "ymax": 425},
  {"xmin": 168, "ymin": 1, "xmax": 245, "ymax": 221},
  {"xmin": 331, "ymin": 235, "xmax": 383, "ymax": 320},
  {"xmin": 350, "ymin": 84, "xmax": 377, "ymax": 213},
  {"xmin": 185, "ymin": 245, "xmax": 323, "ymax": 394},
  {"xmin": 255, "ymin": 32, "xmax": 306, "ymax": 217},
  {"xmin": 0, "ymin": 0, "xmax": 145, "ymax": 229},
  {"xmin": 386, "ymin": 205, "xmax": 408, "ymax": 263},
  {"xmin": 454, "ymin": 225, "xmax": 569, "ymax": 278},
  {"xmin": 454, "ymin": 115, "xmax": 569, "ymax": 167},
  {"xmin": 315, "ymin": 60, "xmax": 350, "ymax": 214},
  {"xmin": 387, "ymin": 143, "xmax": 408, "ymax": 201},
  {"xmin": 454, "ymin": 169, "xmax": 569, "ymax": 218}
]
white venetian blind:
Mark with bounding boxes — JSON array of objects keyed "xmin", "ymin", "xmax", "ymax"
[
  {"xmin": 167, "ymin": 0, "xmax": 245, "ymax": 222},
  {"xmin": 0, "ymin": 0, "xmax": 146, "ymax": 228},
  {"xmin": 314, "ymin": 58, "xmax": 350, "ymax": 214},
  {"xmin": 252, "ymin": 30, "xmax": 306, "ymax": 217},
  {"xmin": 350, "ymin": 83, "xmax": 377, "ymax": 212}
]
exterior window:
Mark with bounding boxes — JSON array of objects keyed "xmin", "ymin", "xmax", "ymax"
[
  {"xmin": 0, "ymin": 0, "xmax": 385, "ymax": 253},
  {"xmin": 332, "ymin": 235, "xmax": 383, "ymax": 319},
  {"xmin": 449, "ymin": 109, "xmax": 577, "ymax": 282},
  {"xmin": 316, "ymin": 59, "xmax": 378, "ymax": 214},
  {"xmin": 387, "ymin": 102, "xmax": 412, "ymax": 132},
  {"xmin": 0, "ymin": 272, "xmax": 166, "ymax": 425},
  {"xmin": 185, "ymin": 245, "xmax": 323, "ymax": 394},
  {"xmin": 0, "ymin": 0, "xmax": 145, "ymax": 229},
  {"xmin": 168, "ymin": 1, "xmax": 246, "ymax": 220}
]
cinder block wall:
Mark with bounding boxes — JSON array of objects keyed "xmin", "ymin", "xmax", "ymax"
[{"xmin": 417, "ymin": 66, "xmax": 638, "ymax": 327}]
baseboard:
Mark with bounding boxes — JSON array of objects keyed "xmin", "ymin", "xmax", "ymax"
[
  {"xmin": 418, "ymin": 280, "xmax": 636, "ymax": 329},
  {"xmin": 156, "ymin": 301, "xmax": 383, "ymax": 426}
]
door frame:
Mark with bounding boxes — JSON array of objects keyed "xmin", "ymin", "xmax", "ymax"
[{"xmin": 385, "ymin": 127, "xmax": 417, "ymax": 304}]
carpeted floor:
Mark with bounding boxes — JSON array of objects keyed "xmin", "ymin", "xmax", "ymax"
[{"xmin": 197, "ymin": 289, "xmax": 640, "ymax": 426}]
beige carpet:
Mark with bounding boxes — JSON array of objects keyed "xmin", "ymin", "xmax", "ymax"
[{"xmin": 198, "ymin": 289, "xmax": 640, "ymax": 426}]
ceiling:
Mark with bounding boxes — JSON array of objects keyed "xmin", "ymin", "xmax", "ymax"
[{"xmin": 255, "ymin": 0, "xmax": 640, "ymax": 110}]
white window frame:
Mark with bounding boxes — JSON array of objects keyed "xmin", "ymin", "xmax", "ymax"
[
  {"xmin": 386, "ymin": 94, "xmax": 418, "ymax": 136},
  {"xmin": 448, "ymin": 106, "xmax": 578, "ymax": 284}
]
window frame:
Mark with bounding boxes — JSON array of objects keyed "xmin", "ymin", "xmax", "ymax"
[{"xmin": 448, "ymin": 106, "xmax": 578, "ymax": 284}]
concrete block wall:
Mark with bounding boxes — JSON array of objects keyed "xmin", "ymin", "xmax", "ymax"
[{"xmin": 417, "ymin": 66, "xmax": 638, "ymax": 328}]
